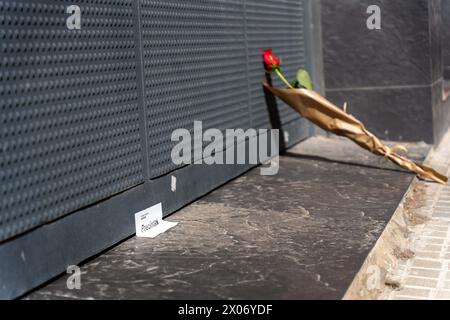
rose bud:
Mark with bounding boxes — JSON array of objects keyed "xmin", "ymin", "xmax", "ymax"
[{"xmin": 263, "ymin": 49, "xmax": 281, "ymax": 71}]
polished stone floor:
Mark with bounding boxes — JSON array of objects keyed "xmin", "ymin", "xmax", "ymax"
[{"xmin": 25, "ymin": 136, "xmax": 429, "ymax": 300}]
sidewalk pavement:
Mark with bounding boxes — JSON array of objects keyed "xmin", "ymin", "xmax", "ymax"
[{"xmin": 384, "ymin": 131, "xmax": 450, "ymax": 300}]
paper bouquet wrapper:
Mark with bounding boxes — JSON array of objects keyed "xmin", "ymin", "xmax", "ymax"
[{"xmin": 263, "ymin": 81, "xmax": 448, "ymax": 185}]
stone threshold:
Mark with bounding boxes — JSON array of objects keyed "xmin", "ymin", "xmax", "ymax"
[{"xmin": 25, "ymin": 136, "xmax": 430, "ymax": 300}]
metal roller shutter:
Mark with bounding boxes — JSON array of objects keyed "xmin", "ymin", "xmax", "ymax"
[
  {"xmin": 0, "ymin": 0, "xmax": 146, "ymax": 242},
  {"xmin": 1, "ymin": 0, "xmax": 311, "ymax": 243}
]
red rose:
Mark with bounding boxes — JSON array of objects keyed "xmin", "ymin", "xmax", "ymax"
[
  {"xmin": 263, "ymin": 49, "xmax": 281, "ymax": 71},
  {"xmin": 262, "ymin": 49, "xmax": 293, "ymax": 89}
]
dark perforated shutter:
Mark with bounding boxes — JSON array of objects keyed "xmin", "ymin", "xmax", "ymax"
[
  {"xmin": 0, "ymin": 0, "xmax": 310, "ymax": 242},
  {"xmin": 0, "ymin": 1, "xmax": 146, "ymax": 241}
]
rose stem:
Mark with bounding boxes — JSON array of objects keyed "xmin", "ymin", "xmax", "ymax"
[{"xmin": 274, "ymin": 68, "xmax": 294, "ymax": 89}]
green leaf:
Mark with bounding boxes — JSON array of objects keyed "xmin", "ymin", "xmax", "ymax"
[{"xmin": 296, "ymin": 69, "xmax": 313, "ymax": 90}]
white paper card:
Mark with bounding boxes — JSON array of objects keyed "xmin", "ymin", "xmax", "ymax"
[{"xmin": 134, "ymin": 203, "xmax": 178, "ymax": 238}]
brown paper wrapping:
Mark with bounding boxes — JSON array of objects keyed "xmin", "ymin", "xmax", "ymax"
[{"xmin": 263, "ymin": 81, "xmax": 448, "ymax": 185}]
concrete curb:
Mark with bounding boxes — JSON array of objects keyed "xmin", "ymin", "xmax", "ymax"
[{"xmin": 344, "ymin": 133, "xmax": 450, "ymax": 300}]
